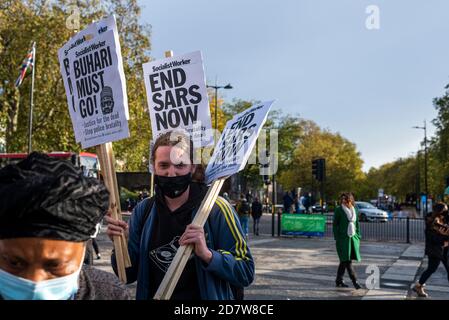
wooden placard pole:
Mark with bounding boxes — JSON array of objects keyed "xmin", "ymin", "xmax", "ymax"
[
  {"xmin": 96, "ymin": 142, "xmax": 131, "ymax": 284},
  {"xmin": 106, "ymin": 142, "xmax": 132, "ymax": 268},
  {"xmin": 150, "ymin": 173, "xmax": 155, "ymax": 197},
  {"xmin": 153, "ymin": 177, "xmax": 226, "ymax": 300}
]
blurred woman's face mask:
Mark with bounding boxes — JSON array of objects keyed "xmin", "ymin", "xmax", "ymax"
[{"xmin": 0, "ymin": 248, "xmax": 84, "ymax": 300}]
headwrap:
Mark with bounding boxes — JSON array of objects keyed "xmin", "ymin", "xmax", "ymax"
[{"xmin": 0, "ymin": 152, "xmax": 109, "ymax": 241}]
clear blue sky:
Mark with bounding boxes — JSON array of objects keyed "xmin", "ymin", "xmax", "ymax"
[{"xmin": 138, "ymin": 0, "xmax": 449, "ymax": 172}]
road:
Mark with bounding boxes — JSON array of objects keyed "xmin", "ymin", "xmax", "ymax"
[{"xmin": 94, "ymin": 229, "xmax": 448, "ymax": 300}]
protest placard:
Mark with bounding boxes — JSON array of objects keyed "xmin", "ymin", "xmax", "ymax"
[
  {"xmin": 205, "ymin": 100, "xmax": 275, "ymax": 184},
  {"xmin": 58, "ymin": 15, "xmax": 129, "ymax": 145},
  {"xmin": 58, "ymin": 15, "xmax": 130, "ymax": 283},
  {"xmin": 61, "ymin": 30, "xmax": 129, "ymax": 148},
  {"xmin": 143, "ymin": 51, "xmax": 213, "ymax": 147}
]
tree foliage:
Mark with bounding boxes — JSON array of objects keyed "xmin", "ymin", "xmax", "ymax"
[
  {"xmin": 358, "ymin": 84, "xmax": 449, "ymax": 203},
  {"xmin": 222, "ymin": 100, "xmax": 365, "ymax": 200},
  {"xmin": 0, "ymin": 0, "xmax": 151, "ymax": 171},
  {"xmin": 278, "ymin": 122, "xmax": 365, "ymax": 201}
]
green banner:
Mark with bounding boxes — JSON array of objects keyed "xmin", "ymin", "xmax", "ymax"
[{"xmin": 281, "ymin": 214, "xmax": 326, "ymax": 237}]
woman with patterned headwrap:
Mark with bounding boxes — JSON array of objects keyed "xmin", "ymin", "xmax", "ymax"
[{"xmin": 0, "ymin": 152, "xmax": 130, "ymax": 300}]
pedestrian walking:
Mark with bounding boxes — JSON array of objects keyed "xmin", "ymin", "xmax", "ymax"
[
  {"xmin": 283, "ymin": 192, "xmax": 293, "ymax": 213},
  {"xmin": 83, "ymin": 222, "xmax": 102, "ymax": 265},
  {"xmin": 238, "ymin": 198, "xmax": 251, "ymax": 240},
  {"xmin": 303, "ymin": 193, "xmax": 311, "ymax": 214},
  {"xmin": 246, "ymin": 191, "xmax": 253, "ymax": 204},
  {"xmin": 92, "ymin": 223, "xmax": 102, "ymax": 260},
  {"xmin": 251, "ymin": 197, "xmax": 263, "ymax": 236},
  {"xmin": 413, "ymin": 202, "xmax": 449, "ymax": 298},
  {"xmin": 333, "ymin": 192, "xmax": 363, "ymax": 289}
]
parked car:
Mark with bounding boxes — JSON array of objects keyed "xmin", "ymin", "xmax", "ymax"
[
  {"xmin": 312, "ymin": 203, "xmax": 328, "ymax": 213},
  {"xmin": 355, "ymin": 201, "xmax": 388, "ymax": 222}
]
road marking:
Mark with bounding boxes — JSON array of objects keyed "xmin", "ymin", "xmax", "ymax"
[
  {"xmin": 251, "ymin": 247, "xmax": 399, "ymax": 260},
  {"xmin": 362, "ymin": 254, "xmax": 401, "ymax": 260},
  {"xmin": 362, "ymin": 288, "xmax": 407, "ymax": 300},
  {"xmin": 381, "ymin": 257, "xmax": 421, "ymax": 282},
  {"xmin": 249, "ymin": 239, "xmax": 279, "ymax": 246},
  {"xmin": 256, "ymin": 268, "xmax": 369, "ymax": 283},
  {"xmin": 251, "ymin": 247, "xmax": 324, "ymax": 254},
  {"xmin": 381, "ymin": 273, "xmax": 416, "ymax": 282},
  {"xmin": 421, "ymin": 284, "xmax": 449, "ymax": 293},
  {"xmin": 401, "ymin": 245, "xmax": 424, "ymax": 259}
]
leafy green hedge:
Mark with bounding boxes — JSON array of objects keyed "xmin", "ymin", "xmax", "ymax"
[{"xmin": 120, "ymin": 187, "xmax": 139, "ymax": 211}]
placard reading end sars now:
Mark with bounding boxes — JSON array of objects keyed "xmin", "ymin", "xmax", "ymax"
[
  {"xmin": 205, "ymin": 100, "xmax": 274, "ymax": 184},
  {"xmin": 143, "ymin": 51, "xmax": 213, "ymax": 147}
]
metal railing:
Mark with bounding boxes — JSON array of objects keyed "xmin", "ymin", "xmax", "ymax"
[{"xmin": 323, "ymin": 215, "xmax": 425, "ymax": 243}]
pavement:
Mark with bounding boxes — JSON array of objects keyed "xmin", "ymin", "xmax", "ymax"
[{"xmin": 92, "ymin": 222, "xmax": 449, "ymax": 300}]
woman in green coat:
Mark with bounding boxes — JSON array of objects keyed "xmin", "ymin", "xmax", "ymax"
[{"xmin": 333, "ymin": 192, "xmax": 362, "ymax": 289}]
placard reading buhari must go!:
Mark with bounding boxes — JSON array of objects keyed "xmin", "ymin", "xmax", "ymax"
[{"xmin": 58, "ymin": 15, "xmax": 130, "ymax": 148}]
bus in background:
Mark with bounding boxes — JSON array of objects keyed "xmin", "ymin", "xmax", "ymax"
[{"xmin": 0, "ymin": 152, "xmax": 99, "ymax": 178}]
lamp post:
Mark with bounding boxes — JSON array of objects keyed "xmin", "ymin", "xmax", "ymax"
[
  {"xmin": 206, "ymin": 81, "xmax": 233, "ymax": 131},
  {"xmin": 413, "ymin": 121, "xmax": 428, "ymax": 216}
]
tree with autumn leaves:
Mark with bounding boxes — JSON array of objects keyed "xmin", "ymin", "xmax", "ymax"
[
  {"xmin": 220, "ymin": 100, "xmax": 366, "ymax": 202},
  {"xmin": 359, "ymin": 84, "xmax": 449, "ymax": 204},
  {"xmin": 0, "ymin": 0, "xmax": 152, "ymax": 170}
]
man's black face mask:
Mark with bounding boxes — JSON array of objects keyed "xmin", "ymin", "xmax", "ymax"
[{"xmin": 155, "ymin": 173, "xmax": 192, "ymax": 199}]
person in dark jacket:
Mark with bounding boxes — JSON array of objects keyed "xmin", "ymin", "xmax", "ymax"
[
  {"xmin": 106, "ymin": 131, "xmax": 254, "ymax": 300},
  {"xmin": 413, "ymin": 202, "xmax": 449, "ymax": 298},
  {"xmin": 333, "ymin": 192, "xmax": 363, "ymax": 289},
  {"xmin": 251, "ymin": 197, "xmax": 263, "ymax": 236},
  {"xmin": 238, "ymin": 198, "xmax": 251, "ymax": 239},
  {"xmin": 0, "ymin": 152, "xmax": 130, "ymax": 300},
  {"xmin": 283, "ymin": 192, "xmax": 294, "ymax": 213}
]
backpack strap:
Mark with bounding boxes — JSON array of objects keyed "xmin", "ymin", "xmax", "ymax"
[{"xmin": 142, "ymin": 196, "xmax": 155, "ymax": 226}]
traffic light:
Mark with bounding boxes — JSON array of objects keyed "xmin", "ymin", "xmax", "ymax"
[
  {"xmin": 312, "ymin": 158, "xmax": 326, "ymax": 182},
  {"xmin": 262, "ymin": 150, "xmax": 271, "ymax": 185},
  {"xmin": 312, "ymin": 159, "xmax": 319, "ymax": 180},
  {"xmin": 318, "ymin": 158, "xmax": 325, "ymax": 182}
]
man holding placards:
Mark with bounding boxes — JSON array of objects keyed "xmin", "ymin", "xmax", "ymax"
[
  {"xmin": 106, "ymin": 131, "xmax": 254, "ymax": 300},
  {"xmin": 106, "ymin": 98, "xmax": 274, "ymax": 299}
]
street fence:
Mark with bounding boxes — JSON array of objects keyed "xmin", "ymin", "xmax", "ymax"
[
  {"xmin": 252, "ymin": 213, "xmax": 425, "ymax": 244},
  {"xmin": 123, "ymin": 206, "xmax": 426, "ymax": 244},
  {"xmin": 322, "ymin": 215, "xmax": 425, "ymax": 243}
]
